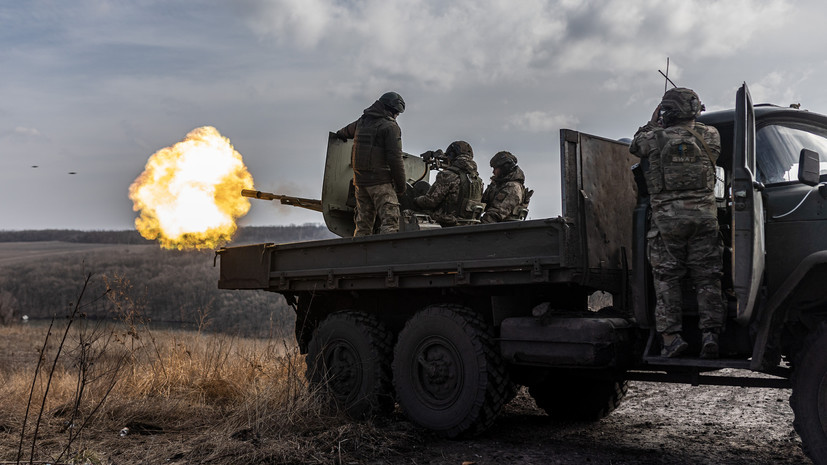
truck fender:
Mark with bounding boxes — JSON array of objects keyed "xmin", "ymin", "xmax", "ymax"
[{"xmin": 751, "ymin": 250, "xmax": 827, "ymax": 370}]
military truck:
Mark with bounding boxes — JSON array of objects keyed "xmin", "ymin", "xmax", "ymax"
[{"xmin": 217, "ymin": 84, "xmax": 827, "ymax": 463}]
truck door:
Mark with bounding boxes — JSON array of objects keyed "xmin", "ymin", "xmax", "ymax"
[{"xmin": 732, "ymin": 83, "xmax": 765, "ymax": 324}]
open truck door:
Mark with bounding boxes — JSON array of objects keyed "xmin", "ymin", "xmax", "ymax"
[{"xmin": 732, "ymin": 83, "xmax": 765, "ymax": 324}]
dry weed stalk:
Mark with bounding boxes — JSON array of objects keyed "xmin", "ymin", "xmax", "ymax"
[{"xmin": 1, "ymin": 273, "xmax": 404, "ymax": 464}]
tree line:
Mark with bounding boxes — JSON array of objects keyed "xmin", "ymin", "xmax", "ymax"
[
  {"xmin": 0, "ymin": 225, "xmax": 334, "ymax": 245},
  {"xmin": 0, "ymin": 225, "xmax": 334, "ymax": 336}
]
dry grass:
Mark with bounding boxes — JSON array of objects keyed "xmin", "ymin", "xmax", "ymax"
[{"xmin": 0, "ymin": 321, "xmax": 414, "ymax": 464}]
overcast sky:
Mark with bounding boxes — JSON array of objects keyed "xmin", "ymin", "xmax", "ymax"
[{"xmin": 2, "ymin": 0, "xmax": 824, "ymax": 231}]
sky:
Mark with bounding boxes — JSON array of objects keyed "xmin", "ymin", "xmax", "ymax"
[{"xmin": 2, "ymin": 0, "xmax": 825, "ymax": 231}]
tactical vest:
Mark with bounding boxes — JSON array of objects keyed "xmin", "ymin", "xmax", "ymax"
[
  {"xmin": 352, "ymin": 117, "xmax": 390, "ymax": 172},
  {"xmin": 646, "ymin": 127, "xmax": 715, "ymax": 194},
  {"xmin": 445, "ymin": 166, "xmax": 484, "ymax": 219}
]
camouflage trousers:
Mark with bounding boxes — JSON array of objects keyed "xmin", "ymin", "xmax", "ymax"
[
  {"xmin": 354, "ymin": 183, "xmax": 400, "ymax": 236},
  {"xmin": 647, "ymin": 215, "xmax": 725, "ymax": 334}
]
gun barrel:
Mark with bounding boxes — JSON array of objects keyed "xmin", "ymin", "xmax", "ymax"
[{"xmin": 241, "ymin": 189, "xmax": 323, "ymax": 213}]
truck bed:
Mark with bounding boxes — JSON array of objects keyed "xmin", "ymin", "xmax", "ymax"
[
  {"xmin": 217, "ymin": 217, "xmax": 597, "ymax": 292},
  {"xmin": 217, "ymin": 130, "xmax": 637, "ymax": 296}
]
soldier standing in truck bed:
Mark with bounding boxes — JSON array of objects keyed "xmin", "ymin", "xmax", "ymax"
[
  {"xmin": 480, "ymin": 151, "xmax": 532, "ymax": 223},
  {"xmin": 413, "ymin": 141, "xmax": 484, "ymax": 227},
  {"xmin": 336, "ymin": 92, "xmax": 407, "ymax": 236},
  {"xmin": 629, "ymin": 87, "xmax": 725, "ymax": 359}
]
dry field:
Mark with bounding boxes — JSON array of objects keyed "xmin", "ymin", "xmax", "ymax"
[
  {"xmin": 0, "ymin": 321, "xmax": 810, "ymax": 465},
  {"xmin": 0, "ymin": 242, "xmax": 153, "ymax": 266}
]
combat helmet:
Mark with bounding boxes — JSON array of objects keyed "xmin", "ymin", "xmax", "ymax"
[
  {"xmin": 660, "ymin": 87, "xmax": 703, "ymax": 125},
  {"xmin": 445, "ymin": 141, "xmax": 473, "ymax": 161},
  {"xmin": 379, "ymin": 91, "xmax": 406, "ymax": 115},
  {"xmin": 490, "ymin": 151, "xmax": 518, "ymax": 173}
]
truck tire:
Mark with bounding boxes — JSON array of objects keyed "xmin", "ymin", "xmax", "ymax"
[
  {"xmin": 392, "ymin": 305, "xmax": 509, "ymax": 438},
  {"xmin": 529, "ymin": 373, "xmax": 628, "ymax": 421},
  {"xmin": 791, "ymin": 322, "xmax": 827, "ymax": 464},
  {"xmin": 305, "ymin": 311, "xmax": 394, "ymax": 419}
]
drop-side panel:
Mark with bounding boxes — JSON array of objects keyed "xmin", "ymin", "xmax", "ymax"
[{"xmin": 560, "ymin": 130, "xmax": 637, "ymax": 275}]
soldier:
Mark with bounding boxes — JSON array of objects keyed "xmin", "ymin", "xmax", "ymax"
[
  {"xmin": 336, "ymin": 92, "xmax": 407, "ymax": 236},
  {"xmin": 413, "ymin": 141, "xmax": 484, "ymax": 227},
  {"xmin": 629, "ymin": 87, "xmax": 725, "ymax": 359},
  {"xmin": 480, "ymin": 151, "xmax": 532, "ymax": 223}
]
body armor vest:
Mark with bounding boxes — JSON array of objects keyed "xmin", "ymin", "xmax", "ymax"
[
  {"xmin": 445, "ymin": 166, "xmax": 484, "ymax": 219},
  {"xmin": 352, "ymin": 118, "xmax": 389, "ymax": 172},
  {"xmin": 646, "ymin": 127, "xmax": 715, "ymax": 194}
]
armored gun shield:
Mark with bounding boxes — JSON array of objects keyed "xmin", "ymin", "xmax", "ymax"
[{"xmin": 322, "ymin": 133, "xmax": 430, "ymax": 237}]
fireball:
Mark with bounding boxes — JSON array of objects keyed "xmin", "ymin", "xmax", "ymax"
[{"xmin": 129, "ymin": 126, "xmax": 254, "ymax": 250}]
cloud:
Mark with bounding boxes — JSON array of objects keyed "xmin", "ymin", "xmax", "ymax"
[
  {"xmin": 1, "ymin": 126, "xmax": 45, "ymax": 142},
  {"xmin": 506, "ymin": 111, "xmax": 579, "ymax": 133},
  {"xmin": 240, "ymin": 0, "xmax": 792, "ymax": 93},
  {"xmin": 750, "ymin": 70, "xmax": 812, "ymax": 107}
]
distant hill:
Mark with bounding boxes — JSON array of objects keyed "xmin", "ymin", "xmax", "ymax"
[
  {"xmin": 0, "ymin": 224, "xmax": 336, "ymax": 337},
  {"xmin": 0, "ymin": 225, "xmax": 335, "ymax": 245}
]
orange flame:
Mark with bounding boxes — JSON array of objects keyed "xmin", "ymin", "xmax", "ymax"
[{"xmin": 129, "ymin": 126, "xmax": 254, "ymax": 250}]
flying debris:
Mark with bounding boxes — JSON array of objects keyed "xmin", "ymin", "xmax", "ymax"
[
  {"xmin": 31, "ymin": 165, "xmax": 38, "ymax": 168},
  {"xmin": 68, "ymin": 171, "xmax": 77, "ymax": 175}
]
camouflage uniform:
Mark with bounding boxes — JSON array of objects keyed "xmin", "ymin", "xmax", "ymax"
[
  {"xmin": 414, "ymin": 141, "xmax": 483, "ymax": 227},
  {"xmin": 337, "ymin": 94, "xmax": 406, "ymax": 236},
  {"xmin": 630, "ymin": 89, "xmax": 725, "ymax": 344},
  {"xmin": 354, "ymin": 183, "xmax": 401, "ymax": 234},
  {"xmin": 481, "ymin": 165, "xmax": 530, "ymax": 223}
]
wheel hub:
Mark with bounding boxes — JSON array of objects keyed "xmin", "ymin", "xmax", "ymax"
[
  {"xmin": 414, "ymin": 338, "xmax": 461, "ymax": 406},
  {"xmin": 326, "ymin": 341, "xmax": 360, "ymax": 398}
]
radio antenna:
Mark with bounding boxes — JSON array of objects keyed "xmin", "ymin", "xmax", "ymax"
[{"xmin": 658, "ymin": 57, "xmax": 678, "ymax": 91}]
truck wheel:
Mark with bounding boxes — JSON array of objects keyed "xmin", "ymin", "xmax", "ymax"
[
  {"xmin": 392, "ymin": 305, "xmax": 509, "ymax": 438},
  {"xmin": 529, "ymin": 373, "xmax": 628, "ymax": 421},
  {"xmin": 791, "ymin": 322, "xmax": 827, "ymax": 464},
  {"xmin": 305, "ymin": 311, "xmax": 394, "ymax": 419}
]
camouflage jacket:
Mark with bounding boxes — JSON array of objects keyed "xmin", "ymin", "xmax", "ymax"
[
  {"xmin": 414, "ymin": 155, "xmax": 481, "ymax": 226},
  {"xmin": 481, "ymin": 166, "xmax": 528, "ymax": 223},
  {"xmin": 630, "ymin": 120, "xmax": 721, "ymax": 221},
  {"xmin": 337, "ymin": 100, "xmax": 405, "ymax": 192}
]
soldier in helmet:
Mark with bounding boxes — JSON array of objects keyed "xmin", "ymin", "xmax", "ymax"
[
  {"xmin": 413, "ymin": 141, "xmax": 484, "ymax": 227},
  {"xmin": 336, "ymin": 92, "xmax": 407, "ymax": 236},
  {"xmin": 629, "ymin": 87, "xmax": 725, "ymax": 359},
  {"xmin": 480, "ymin": 151, "xmax": 532, "ymax": 223}
]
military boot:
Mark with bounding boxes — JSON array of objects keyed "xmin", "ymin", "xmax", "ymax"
[
  {"xmin": 700, "ymin": 331, "xmax": 720, "ymax": 359},
  {"xmin": 661, "ymin": 333, "xmax": 689, "ymax": 358}
]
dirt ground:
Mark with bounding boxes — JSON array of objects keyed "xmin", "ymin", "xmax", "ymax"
[
  {"xmin": 388, "ymin": 373, "xmax": 808, "ymax": 465},
  {"xmin": 0, "ymin": 323, "xmax": 809, "ymax": 464}
]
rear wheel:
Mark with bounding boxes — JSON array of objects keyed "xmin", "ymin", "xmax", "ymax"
[
  {"xmin": 392, "ymin": 305, "xmax": 509, "ymax": 438},
  {"xmin": 306, "ymin": 311, "xmax": 394, "ymax": 418},
  {"xmin": 529, "ymin": 372, "xmax": 628, "ymax": 421},
  {"xmin": 791, "ymin": 322, "xmax": 827, "ymax": 464}
]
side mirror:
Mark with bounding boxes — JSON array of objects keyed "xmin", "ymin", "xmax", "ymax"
[{"xmin": 799, "ymin": 148, "xmax": 821, "ymax": 186}]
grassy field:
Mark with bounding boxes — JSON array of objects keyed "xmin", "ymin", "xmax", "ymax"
[
  {"xmin": 0, "ymin": 235, "xmax": 404, "ymax": 464},
  {"xmin": 0, "ymin": 239, "xmax": 292, "ymax": 337},
  {"xmin": 0, "ymin": 242, "xmax": 153, "ymax": 266},
  {"xmin": 0, "ymin": 321, "xmax": 403, "ymax": 464}
]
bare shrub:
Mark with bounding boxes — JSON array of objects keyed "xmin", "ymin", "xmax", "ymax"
[
  {"xmin": 0, "ymin": 273, "xmax": 412, "ymax": 464},
  {"xmin": 0, "ymin": 290, "xmax": 18, "ymax": 326}
]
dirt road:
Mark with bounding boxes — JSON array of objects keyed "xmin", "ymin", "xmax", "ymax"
[{"xmin": 392, "ymin": 372, "xmax": 808, "ymax": 465}]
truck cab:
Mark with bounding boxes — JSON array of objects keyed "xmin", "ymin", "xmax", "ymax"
[{"xmin": 630, "ymin": 84, "xmax": 827, "ymax": 371}]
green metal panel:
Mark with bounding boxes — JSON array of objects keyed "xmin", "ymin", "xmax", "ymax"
[{"xmin": 321, "ymin": 132, "xmax": 429, "ymax": 237}]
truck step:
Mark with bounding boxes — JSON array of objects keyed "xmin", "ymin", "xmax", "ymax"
[{"xmin": 641, "ymin": 355, "xmax": 751, "ymax": 370}]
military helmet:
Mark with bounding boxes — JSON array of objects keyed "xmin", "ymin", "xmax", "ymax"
[
  {"xmin": 490, "ymin": 151, "xmax": 517, "ymax": 172},
  {"xmin": 445, "ymin": 140, "xmax": 473, "ymax": 160},
  {"xmin": 660, "ymin": 87, "xmax": 703, "ymax": 124},
  {"xmin": 379, "ymin": 91, "xmax": 405, "ymax": 114}
]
